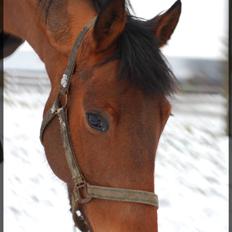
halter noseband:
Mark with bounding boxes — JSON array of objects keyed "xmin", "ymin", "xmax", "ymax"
[{"xmin": 40, "ymin": 17, "xmax": 159, "ymax": 232}]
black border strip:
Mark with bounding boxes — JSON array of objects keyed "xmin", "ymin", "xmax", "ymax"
[
  {"xmin": 229, "ymin": 0, "xmax": 231, "ymax": 231},
  {"xmin": 0, "ymin": 0, "xmax": 3, "ymax": 230},
  {"xmin": 229, "ymin": 0, "xmax": 232, "ymax": 138}
]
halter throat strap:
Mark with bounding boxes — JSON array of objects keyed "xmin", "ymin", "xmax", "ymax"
[{"xmin": 40, "ymin": 17, "xmax": 159, "ymax": 232}]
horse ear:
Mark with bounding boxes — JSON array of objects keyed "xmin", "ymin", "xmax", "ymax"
[
  {"xmin": 149, "ymin": 0, "xmax": 181, "ymax": 47},
  {"xmin": 93, "ymin": 0, "xmax": 126, "ymax": 52}
]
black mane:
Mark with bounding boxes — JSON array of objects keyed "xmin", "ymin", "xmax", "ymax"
[{"xmin": 93, "ymin": 0, "xmax": 176, "ymax": 95}]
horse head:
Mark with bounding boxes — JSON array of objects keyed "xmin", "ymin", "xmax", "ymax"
[{"xmin": 4, "ymin": 0, "xmax": 181, "ymax": 231}]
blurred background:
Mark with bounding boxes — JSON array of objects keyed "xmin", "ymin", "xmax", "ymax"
[{"xmin": 4, "ymin": 0, "xmax": 229, "ymax": 232}]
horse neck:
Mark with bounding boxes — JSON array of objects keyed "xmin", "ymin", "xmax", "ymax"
[{"xmin": 3, "ymin": 0, "xmax": 95, "ymax": 87}]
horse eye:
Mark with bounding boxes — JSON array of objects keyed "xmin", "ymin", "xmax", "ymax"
[{"xmin": 86, "ymin": 112, "xmax": 109, "ymax": 132}]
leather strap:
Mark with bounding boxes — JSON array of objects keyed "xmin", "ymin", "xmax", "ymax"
[
  {"xmin": 87, "ymin": 184, "xmax": 158, "ymax": 207},
  {"xmin": 60, "ymin": 17, "xmax": 97, "ymax": 95},
  {"xmin": 71, "ymin": 183, "xmax": 159, "ymax": 208},
  {"xmin": 57, "ymin": 108, "xmax": 84, "ymax": 184},
  {"xmin": 40, "ymin": 99, "xmax": 59, "ymax": 143}
]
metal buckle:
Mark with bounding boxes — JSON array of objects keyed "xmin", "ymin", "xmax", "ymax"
[
  {"xmin": 61, "ymin": 74, "xmax": 68, "ymax": 89},
  {"xmin": 74, "ymin": 182, "xmax": 92, "ymax": 204}
]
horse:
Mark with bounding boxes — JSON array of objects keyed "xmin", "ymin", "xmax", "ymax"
[{"xmin": 4, "ymin": 0, "xmax": 181, "ymax": 231}]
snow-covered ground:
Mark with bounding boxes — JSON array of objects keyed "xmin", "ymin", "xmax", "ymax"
[{"xmin": 4, "ymin": 72, "xmax": 228, "ymax": 232}]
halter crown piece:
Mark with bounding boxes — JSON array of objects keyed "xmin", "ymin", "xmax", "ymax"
[{"xmin": 40, "ymin": 17, "xmax": 159, "ymax": 232}]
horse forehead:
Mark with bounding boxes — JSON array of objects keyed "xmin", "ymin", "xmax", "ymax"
[
  {"xmin": 84, "ymin": 76, "xmax": 160, "ymax": 113},
  {"xmin": 82, "ymin": 61, "xmax": 162, "ymax": 112}
]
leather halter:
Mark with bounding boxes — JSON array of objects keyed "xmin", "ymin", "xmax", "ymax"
[{"xmin": 40, "ymin": 17, "xmax": 159, "ymax": 231}]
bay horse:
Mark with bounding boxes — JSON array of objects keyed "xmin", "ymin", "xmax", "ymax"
[{"xmin": 4, "ymin": 0, "xmax": 181, "ymax": 231}]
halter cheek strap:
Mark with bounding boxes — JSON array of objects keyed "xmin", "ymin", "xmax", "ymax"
[{"xmin": 40, "ymin": 17, "xmax": 159, "ymax": 232}]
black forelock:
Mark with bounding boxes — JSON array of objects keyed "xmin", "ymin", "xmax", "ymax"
[
  {"xmin": 93, "ymin": 0, "xmax": 177, "ymax": 95},
  {"xmin": 116, "ymin": 16, "xmax": 177, "ymax": 95}
]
